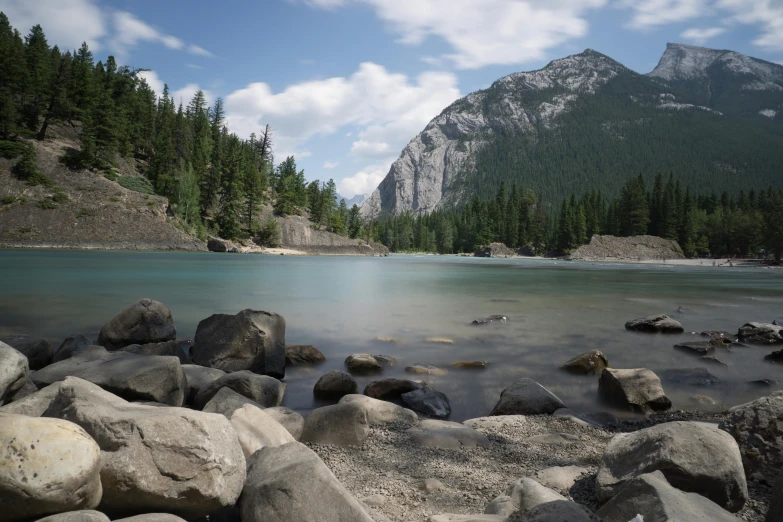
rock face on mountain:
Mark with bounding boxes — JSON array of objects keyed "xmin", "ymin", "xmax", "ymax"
[
  {"xmin": 568, "ymin": 235, "xmax": 685, "ymax": 261},
  {"xmin": 276, "ymin": 214, "xmax": 388, "ymax": 256}
]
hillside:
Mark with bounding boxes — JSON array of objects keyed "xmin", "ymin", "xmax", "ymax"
[{"xmin": 362, "ymin": 44, "xmax": 783, "ymax": 217}]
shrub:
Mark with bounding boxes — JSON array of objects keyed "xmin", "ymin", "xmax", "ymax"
[
  {"xmin": 104, "ymin": 171, "xmax": 118, "ymax": 181},
  {"xmin": 76, "ymin": 207, "xmax": 97, "ymax": 218},
  {"xmin": 118, "ymin": 175, "xmax": 155, "ymax": 195},
  {"xmin": 1, "ymin": 195, "xmax": 17, "ymax": 205},
  {"xmin": 37, "ymin": 198, "xmax": 57, "ymax": 210},
  {"xmin": 51, "ymin": 189, "xmax": 69, "ymax": 204},
  {"xmin": 0, "ymin": 140, "xmax": 28, "ymax": 159},
  {"xmin": 257, "ymin": 217, "xmax": 282, "ymax": 247}
]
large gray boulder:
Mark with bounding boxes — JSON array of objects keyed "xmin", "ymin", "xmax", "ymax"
[
  {"xmin": 402, "ymin": 385, "xmax": 452, "ymax": 418},
  {"xmin": 719, "ymin": 391, "xmax": 783, "ymax": 482},
  {"xmin": 625, "ymin": 314, "xmax": 684, "ymax": 333},
  {"xmin": 339, "ymin": 394, "xmax": 418, "ymax": 425},
  {"xmin": 0, "ymin": 334, "xmax": 52, "ymax": 370},
  {"xmin": 345, "ymin": 353, "xmax": 383, "ymax": 374},
  {"xmin": 4, "ymin": 377, "xmax": 37, "ymax": 403},
  {"xmin": 44, "ymin": 377, "xmax": 246, "ymax": 519},
  {"xmin": 769, "ymin": 470, "xmax": 783, "ymax": 522},
  {"xmin": 509, "ymin": 501, "xmax": 599, "ymax": 521},
  {"xmin": 190, "ymin": 310, "xmax": 285, "ymax": 378},
  {"xmin": 0, "ymin": 413, "xmax": 102, "ymax": 521},
  {"xmin": 596, "ymin": 471, "xmax": 741, "ymax": 522},
  {"xmin": 0, "ymin": 341, "xmax": 29, "ymax": 404},
  {"xmin": 596, "ymin": 421, "xmax": 748, "ymax": 512},
  {"xmin": 0, "ymin": 382, "xmax": 61, "ymax": 416},
  {"xmin": 239, "ymin": 442, "xmax": 373, "ymax": 522},
  {"xmin": 266, "ymin": 406, "xmax": 305, "ymax": 440},
  {"xmin": 36, "ymin": 511, "xmax": 110, "ymax": 522},
  {"xmin": 490, "ymin": 378, "xmax": 565, "ymax": 416},
  {"xmin": 31, "ymin": 346, "xmax": 186, "ymax": 406},
  {"xmin": 430, "ymin": 516, "xmax": 505, "ymax": 522},
  {"xmin": 118, "ymin": 340, "xmax": 191, "ymax": 364},
  {"xmin": 98, "ymin": 299, "xmax": 176, "ymax": 349},
  {"xmin": 194, "ymin": 370, "xmax": 285, "ymax": 410},
  {"xmin": 737, "ymin": 322, "xmax": 783, "ymax": 345},
  {"xmin": 313, "ymin": 370, "xmax": 358, "ymax": 399},
  {"xmin": 301, "ymin": 402, "xmax": 370, "ymax": 446},
  {"xmin": 406, "ymin": 419, "xmax": 490, "ymax": 449},
  {"xmin": 364, "ymin": 378, "xmax": 423, "ymax": 400},
  {"xmin": 285, "ymin": 344, "xmax": 325, "ymax": 365},
  {"xmin": 598, "ymin": 368, "xmax": 672, "ymax": 414},
  {"xmin": 181, "ymin": 364, "xmax": 226, "ymax": 405},
  {"xmin": 561, "ymin": 350, "xmax": 609, "ymax": 374},
  {"xmin": 53, "ymin": 334, "xmax": 94, "ymax": 363}
]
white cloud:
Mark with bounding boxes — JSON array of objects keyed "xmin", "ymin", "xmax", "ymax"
[
  {"xmin": 0, "ymin": 0, "xmax": 106, "ymax": 51},
  {"xmin": 337, "ymin": 165, "xmax": 389, "ymax": 199},
  {"xmin": 171, "ymin": 84, "xmax": 214, "ymax": 108},
  {"xmin": 681, "ymin": 26, "xmax": 726, "ymax": 44},
  {"xmin": 323, "ymin": 161, "xmax": 340, "ymax": 169},
  {"xmin": 186, "ymin": 63, "xmax": 203, "ymax": 69},
  {"xmin": 305, "ymin": 0, "xmax": 608, "ymax": 69},
  {"xmin": 110, "ymin": 11, "xmax": 183, "ymax": 59},
  {"xmin": 188, "ymin": 44, "xmax": 213, "ymax": 57},
  {"xmin": 137, "ymin": 70, "xmax": 165, "ymax": 96},
  {"xmin": 618, "ymin": 0, "xmax": 708, "ymax": 29},
  {"xmin": 718, "ymin": 0, "xmax": 783, "ymax": 51}
]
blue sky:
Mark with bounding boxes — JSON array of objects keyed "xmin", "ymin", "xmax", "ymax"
[{"xmin": 1, "ymin": 0, "xmax": 782, "ymax": 199}]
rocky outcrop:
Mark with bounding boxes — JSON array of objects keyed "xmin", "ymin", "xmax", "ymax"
[
  {"xmin": 598, "ymin": 368, "xmax": 671, "ymax": 413},
  {"xmin": 207, "ymin": 236, "xmax": 238, "ymax": 253},
  {"xmin": 0, "ymin": 341, "xmax": 29, "ymax": 404},
  {"xmin": 277, "ymin": 214, "xmax": 388, "ymax": 256},
  {"xmin": 0, "ymin": 335, "xmax": 52, "ymax": 370},
  {"xmin": 194, "ymin": 370, "xmax": 285, "ymax": 410},
  {"xmin": 490, "ymin": 378, "xmax": 565, "ymax": 416},
  {"xmin": 569, "ymin": 235, "xmax": 685, "ymax": 261},
  {"xmin": 97, "ymin": 299, "xmax": 176, "ymax": 350}
]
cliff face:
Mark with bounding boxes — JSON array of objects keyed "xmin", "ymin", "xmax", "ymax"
[
  {"xmin": 568, "ymin": 235, "xmax": 685, "ymax": 261},
  {"xmin": 277, "ymin": 214, "xmax": 388, "ymax": 256}
]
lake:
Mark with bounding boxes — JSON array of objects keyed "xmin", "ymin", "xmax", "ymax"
[{"xmin": 1, "ymin": 249, "xmax": 782, "ymax": 421}]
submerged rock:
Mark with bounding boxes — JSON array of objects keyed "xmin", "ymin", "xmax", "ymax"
[
  {"xmin": 98, "ymin": 298, "xmax": 177, "ymax": 350},
  {"xmin": 701, "ymin": 355, "xmax": 728, "ymax": 366},
  {"xmin": 0, "ymin": 334, "xmax": 52, "ymax": 370},
  {"xmin": 450, "ymin": 360, "xmax": 488, "ymax": 369},
  {"xmin": 373, "ymin": 354, "xmax": 397, "ymax": 367},
  {"xmin": 625, "ymin": 314, "xmax": 684, "ymax": 333},
  {"xmin": 313, "ymin": 370, "xmax": 358, "ymax": 399},
  {"xmin": 285, "ymin": 344, "xmax": 325, "ymax": 365},
  {"xmin": 738, "ymin": 322, "xmax": 783, "ymax": 345},
  {"xmin": 405, "ymin": 363, "xmax": 448, "ymax": 376},
  {"xmin": 659, "ymin": 367, "xmax": 721, "ymax": 386},
  {"xmin": 561, "ymin": 350, "xmax": 609, "ymax": 374},
  {"xmin": 701, "ymin": 330, "xmax": 733, "ymax": 339},
  {"xmin": 402, "ymin": 385, "xmax": 451, "ymax": 418},
  {"xmin": 490, "ymin": 378, "xmax": 565, "ymax": 416},
  {"xmin": 764, "ymin": 349, "xmax": 783, "ymax": 363},
  {"xmin": 674, "ymin": 341, "xmax": 716, "ymax": 356},
  {"xmin": 471, "ymin": 315, "xmax": 508, "ymax": 325},
  {"xmin": 598, "ymin": 368, "xmax": 671, "ymax": 413},
  {"xmin": 364, "ymin": 378, "xmax": 424, "ymax": 400},
  {"xmin": 345, "ymin": 353, "xmax": 383, "ymax": 374}
]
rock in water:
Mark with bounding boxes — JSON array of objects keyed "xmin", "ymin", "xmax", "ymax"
[
  {"xmin": 0, "ymin": 413, "xmax": 103, "ymax": 521},
  {"xmin": 53, "ymin": 334, "xmax": 94, "ymax": 362},
  {"xmin": 738, "ymin": 322, "xmax": 783, "ymax": 345},
  {"xmin": 313, "ymin": 370, "xmax": 358, "ymax": 399},
  {"xmin": 490, "ymin": 378, "xmax": 565, "ymax": 415},
  {"xmin": 0, "ymin": 335, "xmax": 52, "ymax": 370},
  {"xmin": 598, "ymin": 368, "xmax": 671, "ymax": 414},
  {"xmin": 471, "ymin": 315, "xmax": 508, "ymax": 325},
  {"xmin": 285, "ymin": 344, "xmax": 325, "ymax": 365},
  {"xmin": 0, "ymin": 341, "xmax": 29, "ymax": 404},
  {"xmin": 764, "ymin": 349, "xmax": 783, "ymax": 363},
  {"xmin": 405, "ymin": 363, "xmax": 449, "ymax": 376},
  {"xmin": 451, "ymin": 360, "xmax": 488, "ymax": 369},
  {"xmin": 240, "ymin": 442, "xmax": 373, "ymax": 522},
  {"xmin": 596, "ymin": 421, "xmax": 748, "ymax": 512},
  {"xmin": 44, "ymin": 377, "xmax": 246, "ymax": 519},
  {"xmin": 190, "ymin": 309, "xmax": 286, "ymax": 378},
  {"xmin": 345, "ymin": 353, "xmax": 383, "ymax": 374},
  {"xmin": 402, "ymin": 385, "xmax": 452, "ymax": 418},
  {"xmin": 596, "ymin": 471, "xmax": 741, "ymax": 522},
  {"xmin": 625, "ymin": 314, "xmax": 684, "ymax": 333},
  {"xmin": 561, "ymin": 350, "xmax": 609, "ymax": 374},
  {"xmin": 364, "ymin": 378, "xmax": 424, "ymax": 400},
  {"xmin": 194, "ymin": 370, "xmax": 285, "ymax": 409},
  {"xmin": 300, "ymin": 402, "xmax": 370, "ymax": 446},
  {"xmin": 658, "ymin": 367, "xmax": 720, "ymax": 386},
  {"xmin": 673, "ymin": 341, "xmax": 716, "ymax": 356},
  {"xmin": 339, "ymin": 394, "xmax": 418, "ymax": 425},
  {"xmin": 98, "ymin": 299, "xmax": 176, "ymax": 350}
]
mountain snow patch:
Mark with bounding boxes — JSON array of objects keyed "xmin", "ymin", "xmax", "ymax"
[{"xmin": 759, "ymin": 109, "xmax": 777, "ymax": 119}]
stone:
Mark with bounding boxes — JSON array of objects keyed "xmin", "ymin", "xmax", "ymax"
[
  {"xmin": 44, "ymin": 377, "xmax": 246, "ymax": 519},
  {"xmin": 0, "ymin": 341, "xmax": 29, "ymax": 404},
  {"xmin": 265, "ymin": 406, "xmax": 305, "ymax": 440},
  {"xmin": 596, "ymin": 471, "xmax": 740, "ymax": 522},
  {"xmin": 194, "ymin": 370, "xmax": 285, "ymax": 410},
  {"xmin": 748, "ymin": 379, "xmax": 779, "ymax": 387},
  {"xmin": 364, "ymin": 378, "xmax": 424, "ymax": 400},
  {"xmin": 373, "ymin": 354, "xmax": 397, "ymax": 367},
  {"xmin": 701, "ymin": 330, "xmax": 733, "ymax": 339},
  {"xmin": 659, "ymin": 367, "xmax": 721, "ymax": 386},
  {"xmin": 424, "ymin": 478, "xmax": 446, "ymax": 492},
  {"xmin": 505, "ymin": 478, "xmax": 567, "ymax": 514},
  {"xmin": 769, "ymin": 470, "xmax": 783, "ymax": 522},
  {"xmin": 464, "ymin": 415, "xmax": 529, "ymax": 431},
  {"xmin": 0, "ymin": 382, "xmax": 61, "ymax": 416},
  {"xmin": 552, "ymin": 408, "xmax": 619, "ymax": 429},
  {"xmin": 0, "ymin": 335, "xmax": 52, "ymax": 370},
  {"xmin": 118, "ymin": 340, "xmax": 191, "ymax": 364},
  {"xmin": 360, "ymin": 494, "xmax": 386, "ymax": 507},
  {"xmin": 36, "ymin": 511, "xmax": 110, "ymax": 522},
  {"xmin": 764, "ymin": 349, "xmax": 783, "ymax": 363},
  {"xmin": 509, "ymin": 501, "xmax": 599, "ymax": 522},
  {"xmin": 0, "ymin": 414, "xmax": 102, "ymax": 522},
  {"xmin": 451, "ymin": 360, "xmax": 488, "ymax": 369},
  {"xmin": 674, "ymin": 341, "xmax": 716, "ymax": 356},
  {"xmin": 701, "ymin": 356, "xmax": 728, "ymax": 366},
  {"xmin": 181, "ymin": 364, "xmax": 226, "ymax": 405},
  {"xmin": 114, "ymin": 516, "xmax": 187, "ymax": 522},
  {"xmin": 207, "ymin": 236, "xmax": 237, "ymax": 253},
  {"xmin": 598, "ymin": 368, "xmax": 672, "ymax": 414},
  {"xmin": 285, "ymin": 344, "xmax": 325, "ymax": 365},
  {"xmin": 406, "ymin": 419, "xmax": 490, "ymax": 449},
  {"xmin": 425, "ymin": 337, "xmax": 455, "ymax": 344},
  {"xmin": 719, "ymin": 391, "xmax": 783, "ymax": 482},
  {"xmin": 596, "ymin": 421, "xmax": 748, "ymax": 512},
  {"xmin": 339, "ymin": 394, "xmax": 418, "ymax": 425},
  {"xmin": 190, "ymin": 309, "xmax": 286, "ymax": 378},
  {"xmin": 429, "ymin": 516, "xmax": 505, "ymax": 522},
  {"xmin": 534, "ymin": 466, "xmax": 588, "ymax": 491},
  {"xmin": 405, "ymin": 363, "xmax": 449, "ymax": 376},
  {"xmin": 314, "ymin": 370, "xmax": 358, "ymax": 399},
  {"xmin": 490, "ymin": 378, "xmax": 565, "ymax": 416},
  {"xmin": 240, "ymin": 442, "xmax": 373, "ymax": 522},
  {"xmin": 98, "ymin": 299, "xmax": 176, "ymax": 350},
  {"xmin": 484, "ymin": 495, "xmax": 516, "ymax": 517},
  {"xmin": 300, "ymin": 402, "xmax": 370, "ymax": 446},
  {"xmin": 561, "ymin": 350, "xmax": 609, "ymax": 374},
  {"xmin": 625, "ymin": 314, "xmax": 684, "ymax": 333},
  {"xmin": 31, "ymin": 347, "xmax": 186, "ymax": 406},
  {"xmin": 53, "ymin": 334, "xmax": 94, "ymax": 363},
  {"xmin": 738, "ymin": 322, "xmax": 783, "ymax": 345},
  {"xmin": 5, "ymin": 378, "xmax": 37, "ymax": 403},
  {"xmin": 345, "ymin": 353, "xmax": 383, "ymax": 373},
  {"xmin": 203, "ymin": 388, "xmax": 295, "ymax": 457},
  {"xmin": 402, "ymin": 385, "xmax": 451, "ymax": 418}
]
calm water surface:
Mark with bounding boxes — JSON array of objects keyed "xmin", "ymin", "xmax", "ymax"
[{"xmin": 2, "ymin": 250, "xmax": 782, "ymax": 421}]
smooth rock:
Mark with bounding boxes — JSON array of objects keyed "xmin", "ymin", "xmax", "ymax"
[
  {"xmin": 402, "ymin": 385, "xmax": 451, "ymax": 418},
  {"xmin": 265, "ymin": 406, "xmax": 305, "ymax": 440},
  {"xmin": 674, "ymin": 341, "xmax": 716, "ymax": 356},
  {"xmin": 738, "ymin": 322, "xmax": 783, "ymax": 345},
  {"xmin": 552, "ymin": 408, "xmax": 619, "ymax": 429},
  {"xmin": 659, "ymin": 367, "xmax": 720, "ymax": 386},
  {"xmin": 314, "ymin": 370, "xmax": 358, "ymax": 399},
  {"xmin": 373, "ymin": 354, "xmax": 398, "ymax": 367},
  {"xmin": 113, "ymin": 516, "xmax": 188, "ymax": 522},
  {"xmin": 0, "ymin": 382, "xmax": 61, "ymax": 416},
  {"xmin": 599, "ymin": 368, "xmax": 672, "ymax": 414},
  {"xmin": 194, "ymin": 370, "xmax": 285, "ymax": 410},
  {"xmin": 119, "ymin": 340, "xmax": 191, "ymax": 364},
  {"xmin": 490, "ymin": 378, "xmax": 565, "ymax": 416},
  {"xmin": 534, "ymin": 466, "xmax": 588, "ymax": 491},
  {"xmin": 301, "ymin": 402, "xmax": 370, "ymax": 446},
  {"xmin": 561, "ymin": 350, "xmax": 609, "ymax": 374},
  {"xmin": 509, "ymin": 500, "xmax": 599, "ymax": 522},
  {"xmin": 345, "ymin": 353, "xmax": 383, "ymax": 373},
  {"xmin": 285, "ymin": 344, "xmax": 325, "ymax": 365},
  {"xmin": 364, "ymin": 378, "xmax": 424, "ymax": 400},
  {"xmin": 405, "ymin": 364, "xmax": 448, "ymax": 376},
  {"xmin": 53, "ymin": 334, "xmax": 94, "ymax": 363},
  {"xmin": 524, "ymin": 433, "xmax": 580, "ymax": 445},
  {"xmin": 471, "ymin": 315, "xmax": 508, "ymax": 325},
  {"xmin": 505, "ymin": 477, "xmax": 567, "ymax": 514},
  {"xmin": 407, "ymin": 419, "xmax": 490, "ymax": 449},
  {"xmin": 0, "ymin": 414, "xmax": 102, "ymax": 521},
  {"xmin": 44, "ymin": 377, "xmax": 246, "ymax": 518},
  {"xmin": 35, "ymin": 511, "xmax": 110, "ymax": 522},
  {"xmin": 625, "ymin": 314, "xmax": 684, "ymax": 333},
  {"xmin": 464, "ymin": 415, "xmax": 529, "ymax": 431},
  {"xmin": 5, "ymin": 378, "xmax": 37, "ymax": 403},
  {"xmin": 339, "ymin": 394, "xmax": 418, "ymax": 425},
  {"xmin": 701, "ymin": 356, "xmax": 728, "ymax": 366},
  {"xmin": 748, "ymin": 379, "xmax": 779, "ymax": 387},
  {"xmin": 425, "ymin": 337, "xmax": 454, "ymax": 344},
  {"xmin": 596, "ymin": 421, "xmax": 748, "ymax": 512},
  {"xmin": 190, "ymin": 309, "xmax": 285, "ymax": 378},
  {"xmin": 424, "ymin": 478, "xmax": 446, "ymax": 492},
  {"xmin": 239, "ymin": 442, "xmax": 373, "ymax": 522},
  {"xmin": 451, "ymin": 360, "xmax": 488, "ymax": 369},
  {"xmin": 429, "ymin": 516, "xmax": 505, "ymax": 522},
  {"xmin": 0, "ymin": 335, "xmax": 52, "ymax": 370},
  {"xmin": 181, "ymin": 364, "xmax": 226, "ymax": 405},
  {"xmin": 360, "ymin": 494, "xmax": 386, "ymax": 507},
  {"xmin": 0, "ymin": 341, "xmax": 29, "ymax": 404},
  {"xmin": 484, "ymin": 495, "xmax": 516, "ymax": 517},
  {"xmin": 98, "ymin": 299, "xmax": 176, "ymax": 350}
]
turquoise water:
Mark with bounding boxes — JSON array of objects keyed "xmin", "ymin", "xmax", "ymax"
[{"xmin": 2, "ymin": 249, "xmax": 782, "ymax": 420}]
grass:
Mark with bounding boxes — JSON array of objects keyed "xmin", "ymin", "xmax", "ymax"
[
  {"xmin": 0, "ymin": 140, "xmax": 29, "ymax": 159},
  {"xmin": 76, "ymin": 207, "xmax": 97, "ymax": 218},
  {"xmin": 118, "ymin": 175, "xmax": 155, "ymax": 195},
  {"xmin": 37, "ymin": 198, "xmax": 58, "ymax": 210}
]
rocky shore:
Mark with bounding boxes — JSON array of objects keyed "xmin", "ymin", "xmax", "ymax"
[
  {"xmin": 1, "ymin": 302, "xmax": 781, "ymax": 522},
  {"xmin": 568, "ymin": 235, "xmax": 685, "ymax": 262}
]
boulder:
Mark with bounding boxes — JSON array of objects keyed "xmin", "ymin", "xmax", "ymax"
[
  {"xmin": 300, "ymin": 402, "xmax": 370, "ymax": 446},
  {"xmin": 738, "ymin": 322, "xmax": 783, "ymax": 345},
  {"xmin": 313, "ymin": 370, "xmax": 358, "ymax": 399},
  {"xmin": 31, "ymin": 347, "xmax": 186, "ymax": 406},
  {"xmin": 489, "ymin": 378, "xmax": 565, "ymax": 416},
  {"xmin": 406, "ymin": 419, "xmax": 490, "ymax": 449},
  {"xmin": 265, "ymin": 406, "xmax": 305, "ymax": 440},
  {"xmin": 181, "ymin": 364, "xmax": 226, "ymax": 405},
  {"xmin": 674, "ymin": 341, "xmax": 716, "ymax": 356},
  {"xmin": 118, "ymin": 340, "xmax": 191, "ymax": 363},
  {"xmin": 402, "ymin": 385, "xmax": 451, "ymax": 418},
  {"xmin": 430, "ymin": 516, "xmax": 505, "ymax": 522},
  {"xmin": 719, "ymin": 391, "xmax": 783, "ymax": 482},
  {"xmin": 0, "ymin": 414, "xmax": 102, "ymax": 521},
  {"xmin": 0, "ymin": 382, "xmax": 61, "ymax": 416},
  {"xmin": 765, "ymin": 349, "xmax": 783, "ymax": 363},
  {"xmin": 552, "ymin": 408, "xmax": 619, "ymax": 429},
  {"xmin": 5, "ymin": 378, "xmax": 37, "ymax": 402},
  {"xmin": 561, "ymin": 350, "xmax": 609, "ymax": 374},
  {"xmin": 44, "ymin": 377, "xmax": 246, "ymax": 519},
  {"xmin": 0, "ymin": 341, "xmax": 29, "ymax": 404},
  {"xmin": 285, "ymin": 344, "xmax": 325, "ymax": 365},
  {"xmin": 36, "ymin": 511, "xmax": 110, "ymax": 522},
  {"xmin": 508, "ymin": 501, "xmax": 599, "ymax": 522},
  {"xmin": 203, "ymin": 388, "xmax": 295, "ymax": 457},
  {"xmin": 207, "ymin": 236, "xmax": 238, "ymax": 253},
  {"xmin": 484, "ymin": 495, "xmax": 516, "ymax": 517},
  {"xmin": 339, "ymin": 394, "xmax": 418, "ymax": 425},
  {"xmin": 769, "ymin": 470, "xmax": 783, "ymax": 522},
  {"xmin": 701, "ymin": 356, "xmax": 728, "ymax": 366},
  {"xmin": 596, "ymin": 421, "xmax": 748, "ymax": 512},
  {"xmin": 364, "ymin": 378, "xmax": 424, "ymax": 400},
  {"xmin": 373, "ymin": 354, "xmax": 397, "ymax": 367},
  {"xmin": 98, "ymin": 299, "xmax": 176, "ymax": 350},
  {"xmin": 405, "ymin": 364, "xmax": 448, "ymax": 376},
  {"xmin": 625, "ymin": 315, "xmax": 684, "ymax": 333},
  {"xmin": 471, "ymin": 315, "xmax": 508, "ymax": 325},
  {"xmin": 451, "ymin": 360, "xmax": 488, "ymax": 369},
  {"xmin": 345, "ymin": 353, "xmax": 383, "ymax": 374},
  {"xmin": 597, "ymin": 471, "xmax": 740, "ymax": 522},
  {"xmin": 701, "ymin": 330, "xmax": 733, "ymax": 339},
  {"xmin": 53, "ymin": 334, "xmax": 94, "ymax": 363},
  {"xmin": 598, "ymin": 368, "xmax": 672, "ymax": 414},
  {"xmin": 190, "ymin": 310, "xmax": 286, "ymax": 378},
  {"xmin": 114, "ymin": 516, "xmax": 188, "ymax": 522},
  {"xmin": 496, "ymin": 477, "xmax": 567, "ymax": 515},
  {"xmin": 0, "ymin": 334, "xmax": 52, "ymax": 370},
  {"xmin": 194, "ymin": 370, "xmax": 285, "ymax": 409},
  {"xmin": 474, "ymin": 243, "xmax": 516, "ymax": 258},
  {"xmin": 534, "ymin": 466, "xmax": 589, "ymax": 492},
  {"xmin": 659, "ymin": 367, "xmax": 720, "ymax": 386},
  {"xmin": 240, "ymin": 442, "xmax": 373, "ymax": 522}
]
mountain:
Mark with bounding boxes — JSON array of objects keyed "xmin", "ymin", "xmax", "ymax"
[
  {"xmin": 362, "ymin": 44, "xmax": 783, "ymax": 217},
  {"xmin": 339, "ymin": 194, "xmax": 365, "ymax": 207}
]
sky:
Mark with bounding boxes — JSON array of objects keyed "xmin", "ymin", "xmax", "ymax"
[{"xmin": 1, "ymin": 1, "xmax": 782, "ymax": 199}]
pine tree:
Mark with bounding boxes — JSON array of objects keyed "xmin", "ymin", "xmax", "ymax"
[{"xmin": 22, "ymin": 24, "xmax": 51, "ymax": 131}]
